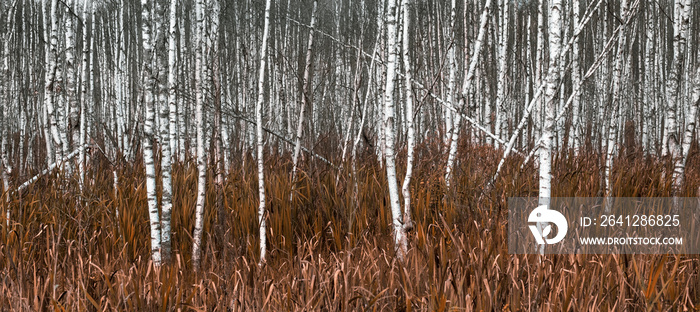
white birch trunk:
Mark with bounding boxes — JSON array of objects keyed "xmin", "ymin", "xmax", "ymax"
[
  {"xmin": 445, "ymin": 0, "xmax": 457, "ymax": 184},
  {"xmin": 192, "ymin": 0, "xmax": 207, "ymax": 269},
  {"xmin": 534, "ymin": 0, "xmax": 545, "ymax": 141},
  {"xmin": 1, "ymin": 136, "xmax": 8, "ymax": 227},
  {"xmin": 256, "ymin": 0, "xmax": 272, "ymax": 264},
  {"xmin": 383, "ymin": 0, "xmax": 407, "ymax": 261},
  {"xmin": 603, "ymin": 0, "xmax": 629, "ymax": 211},
  {"xmin": 571, "ymin": 0, "xmax": 581, "ymax": 151},
  {"xmin": 45, "ymin": 0, "xmax": 63, "ymax": 164},
  {"xmin": 291, "ymin": 0, "xmax": 317, "ymax": 189},
  {"xmin": 539, "ymin": 0, "xmax": 561, "ymax": 205},
  {"xmin": 79, "ymin": 0, "xmax": 89, "ymax": 189},
  {"xmin": 495, "ymin": 0, "xmax": 509, "ymax": 145},
  {"xmin": 141, "ymin": 0, "xmax": 161, "ymax": 266},
  {"xmin": 445, "ymin": 0, "xmax": 492, "ymax": 187},
  {"xmin": 159, "ymin": 0, "xmax": 177, "ymax": 265},
  {"xmin": 65, "ymin": 0, "xmax": 78, "ymax": 162},
  {"xmin": 400, "ymin": 0, "xmax": 414, "ymax": 232},
  {"xmin": 669, "ymin": 0, "xmax": 690, "ymax": 196}
]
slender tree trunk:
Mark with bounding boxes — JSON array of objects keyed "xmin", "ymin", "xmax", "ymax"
[
  {"xmin": 210, "ymin": 0, "xmax": 226, "ymax": 250},
  {"xmin": 533, "ymin": 0, "xmax": 544, "ymax": 142},
  {"xmin": 571, "ymin": 0, "xmax": 581, "ymax": 151},
  {"xmin": 539, "ymin": 0, "xmax": 561, "ymax": 206},
  {"xmin": 669, "ymin": 0, "xmax": 691, "ymax": 197},
  {"xmin": 291, "ymin": 0, "xmax": 317, "ymax": 191},
  {"xmin": 1, "ymin": 136, "xmax": 8, "ymax": 227},
  {"xmin": 383, "ymin": 0, "xmax": 407, "ymax": 261},
  {"xmin": 445, "ymin": 0, "xmax": 458, "ymax": 187},
  {"xmin": 400, "ymin": 0, "xmax": 415, "ymax": 232},
  {"xmin": 141, "ymin": 0, "xmax": 161, "ymax": 266},
  {"xmin": 603, "ymin": 0, "xmax": 630, "ymax": 210},
  {"xmin": 445, "ymin": 0, "xmax": 492, "ymax": 186},
  {"xmin": 65, "ymin": 0, "xmax": 78, "ymax": 167},
  {"xmin": 643, "ymin": 5, "xmax": 655, "ymax": 154},
  {"xmin": 256, "ymin": 0, "xmax": 272, "ymax": 264},
  {"xmin": 192, "ymin": 0, "xmax": 207, "ymax": 270},
  {"xmin": 79, "ymin": 0, "xmax": 90, "ymax": 189},
  {"xmin": 495, "ymin": 0, "xmax": 509, "ymax": 145},
  {"xmin": 159, "ymin": 0, "xmax": 178, "ymax": 265},
  {"xmin": 45, "ymin": 0, "xmax": 63, "ymax": 165}
]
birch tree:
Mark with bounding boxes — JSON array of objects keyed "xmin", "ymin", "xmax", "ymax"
[
  {"xmin": 383, "ymin": 0, "xmax": 408, "ymax": 260},
  {"xmin": 65, "ymin": 0, "xmax": 78, "ymax": 164},
  {"xmin": 445, "ymin": 0, "xmax": 492, "ymax": 187},
  {"xmin": 571, "ymin": 0, "xmax": 582, "ymax": 151},
  {"xmin": 603, "ymin": 0, "xmax": 630, "ymax": 209},
  {"xmin": 141, "ymin": 0, "xmax": 161, "ymax": 266},
  {"xmin": 79, "ymin": 0, "xmax": 90, "ymax": 188},
  {"xmin": 495, "ymin": 0, "xmax": 509, "ymax": 144},
  {"xmin": 668, "ymin": 0, "xmax": 691, "ymax": 197},
  {"xmin": 192, "ymin": 0, "xmax": 207, "ymax": 269},
  {"xmin": 400, "ymin": 0, "xmax": 415, "ymax": 232},
  {"xmin": 45, "ymin": 0, "xmax": 63, "ymax": 165},
  {"xmin": 539, "ymin": 0, "xmax": 561, "ymax": 206},
  {"xmin": 256, "ymin": 0, "xmax": 272, "ymax": 264},
  {"xmin": 157, "ymin": 0, "xmax": 177, "ymax": 265},
  {"xmin": 291, "ymin": 0, "xmax": 317, "ymax": 191}
]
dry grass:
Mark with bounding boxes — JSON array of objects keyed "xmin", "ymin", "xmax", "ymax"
[{"xmin": 0, "ymin": 136, "xmax": 699, "ymax": 311}]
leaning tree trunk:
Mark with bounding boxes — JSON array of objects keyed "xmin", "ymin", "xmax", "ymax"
[
  {"xmin": 445, "ymin": 0, "xmax": 492, "ymax": 187},
  {"xmin": 290, "ymin": 0, "xmax": 317, "ymax": 192}
]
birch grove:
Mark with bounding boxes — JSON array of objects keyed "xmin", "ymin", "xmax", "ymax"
[{"xmin": 0, "ymin": 0, "xmax": 699, "ymax": 269}]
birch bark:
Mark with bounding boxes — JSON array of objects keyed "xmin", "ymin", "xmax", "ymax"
[
  {"xmin": 45, "ymin": 0, "xmax": 63, "ymax": 164},
  {"xmin": 192, "ymin": 0, "xmax": 207, "ymax": 269},
  {"xmin": 603, "ymin": 0, "xmax": 629, "ymax": 211},
  {"xmin": 383, "ymin": 0, "xmax": 407, "ymax": 261},
  {"xmin": 256, "ymin": 0, "xmax": 272, "ymax": 264},
  {"xmin": 571, "ymin": 0, "xmax": 581, "ymax": 151},
  {"xmin": 141, "ymin": 0, "xmax": 161, "ymax": 266},
  {"xmin": 445, "ymin": 0, "xmax": 492, "ymax": 187},
  {"xmin": 539, "ymin": 0, "xmax": 562, "ymax": 206},
  {"xmin": 669, "ymin": 0, "xmax": 691, "ymax": 197},
  {"xmin": 495, "ymin": 0, "xmax": 508, "ymax": 145},
  {"xmin": 291, "ymin": 0, "xmax": 317, "ymax": 189},
  {"xmin": 79, "ymin": 0, "xmax": 89, "ymax": 189},
  {"xmin": 400, "ymin": 0, "xmax": 415, "ymax": 232},
  {"xmin": 159, "ymin": 0, "xmax": 177, "ymax": 265}
]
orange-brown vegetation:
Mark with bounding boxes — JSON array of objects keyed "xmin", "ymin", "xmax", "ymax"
[{"xmin": 0, "ymin": 137, "xmax": 699, "ymax": 310}]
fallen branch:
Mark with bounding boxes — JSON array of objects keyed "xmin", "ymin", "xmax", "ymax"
[
  {"xmin": 488, "ymin": 0, "xmax": 626, "ymax": 185},
  {"xmin": 519, "ymin": 1, "xmax": 636, "ymax": 170},
  {"xmin": 287, "ymin": 16, "xmax": 512, "ymax": 151},
  {"xmin": 226, "ymin": 112, "xmax": 339, "ymax": 170},
  {"xmin": 14, "ymin": 145, "xmax": 87, "ymax": 194}
]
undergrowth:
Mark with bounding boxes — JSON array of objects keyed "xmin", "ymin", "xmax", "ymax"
[{"xmin": 0, "ymin": 136, "xmax": 699, "ymax": 311}]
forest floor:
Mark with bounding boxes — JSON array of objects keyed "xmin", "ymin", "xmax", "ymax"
[{"xmin": 1, "ymin": 137, "xmax": 700, "ymax": 311}]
